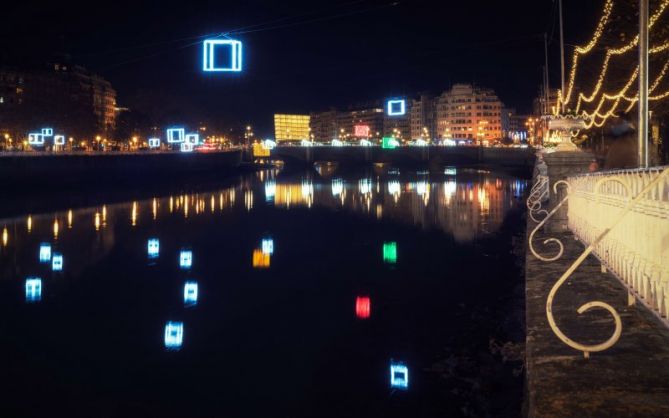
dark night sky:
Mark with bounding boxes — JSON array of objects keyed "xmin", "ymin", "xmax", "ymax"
[{"xmin": 1, "ymin": 0, "xmax": 603, "ymax": 136}]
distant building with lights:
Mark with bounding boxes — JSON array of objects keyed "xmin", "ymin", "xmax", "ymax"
[
  {"xmin": 309, "ymin": 106, "xmax": 384, "ymax": 142},
  {"xmin": 410, "ymin": 94, "xmax": 437, "ymax": 140},
  {"xmin": 0, "ymin": 62, "xmax": 116, "ymax": 140},
  {"xmin": 274, "ymin": 114, "xmax": 310, "ymax": 142},
  {"xmin": 502, "ymin": 108, "xmax": 530, "ymax": 143},
  {"xmin": 310, "ymin": 109, "xmax": 339, "ymax": 141},
  {"xmin": 435, "ymin": 84, "xmax": 504, "ymax": 143}
]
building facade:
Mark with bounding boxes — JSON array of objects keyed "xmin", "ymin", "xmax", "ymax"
[
  {"xmin": 310, "ymin": 110, "xmax": 339, "ymax": 142},
  {"xmin": 0, "ymin": 62, "xmax": 116, "ymax": 141},
  {"xmin": 436, "ymin": 84, "xmax": 504, "ymax": 143},
  {"xmin": 410, "ymin": 94, "xmax": 437, "ymax": 140},
  {"xmin": 274, "ymin": 114, "xmax": 311, "ymax": 142}
]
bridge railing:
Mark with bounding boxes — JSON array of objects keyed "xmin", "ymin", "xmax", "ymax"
[{"xmin": 567, "ymin": 166, "xmax": 669, "ymax": 321}]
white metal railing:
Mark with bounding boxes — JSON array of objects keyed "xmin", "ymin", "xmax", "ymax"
[
  {"xmin": 567, "ymin": 166, "xmax": 669, "ymax": 321},
  {"xmin": 527, "ymin": 174, "xmax": 550, "ymax": 222}
]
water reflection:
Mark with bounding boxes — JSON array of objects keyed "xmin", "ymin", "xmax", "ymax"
[
  {"xmin": 25, "ymin": 277, "xmax": 42, "ymax": 303},
  {"xmin": 52, "ymin": 253, "xmax": 63, "ymax": 271},
  {"xmin": 179, "ymin": 250, "xmax": 193, "ymax": 270},
  {"xmin": 39, "ymin": 243, "xmax": 52, "ymax": 263},
  {"xmin": 147, "ymin": 238, "xmax": 160, "ymax": 259},
  {"xmin": 184, "ymin": 281, "xmax": 198, "ymax": 307},
  {"xmin": 383, "ymin": 242, "xmax": 397, "ymax": 264},
  {"xmin": 390, "ymin": 361, "xmax": 409, "ymax": 390},
  {"xmin": 355, "ymin": 296, "xmax": 371, "ymax": 319},
  {"xmin": 164, "ymin": 321, "xmax": 184, "ymax": 350}
]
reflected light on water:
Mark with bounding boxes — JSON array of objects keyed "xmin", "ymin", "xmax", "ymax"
[
  {"xmin": 179, "ymin": 250, "xmax": 193, "ymax": 270},
  {"xmin": 39, "ymin": 243, "xmax": 51, "ymax": 263},
  {"xmin": 332, "ymin": 178, "xmax": 344, "ymax": 197},
  {"xmin": 355, "ymin": 296, "xmax": 371, "ymax": 319},
  {"xmin": 265, "ymin": 180, "xmax": 276, "ymax": 202},
  {"xmin": 164, "ymin": 321, "xmax": 184, "ymax": 350},
  {"xmin": 252, "ymin": 249, "xmax": 270, "ymax": 269},
  {"xmin": 2, "ymin": 226, "xmax": 7, "ymax": 246},
  {"xmin": 52, "ymin": 253, "xmax": 63, "ymax": 272},
  {"xmin": 147, "ymin": 239, "xmax": 160, "ymax": 259},
  {"xmin": 67, "ymin": 210, "xmax": 73, "ymax": 228},
  {"xmin": 53, "ymin": 219, "xmax": 59, "ymax": 239},
  {"xmin": 383, "ymin": 242, "xmax": 397, "ymax": 264},
  {"xmin": 261, "ymin": 238, "xmax": 274, "ymax": 255},
  {"xmin": 184, "ymin": 281, "xmax": 198, "ymax": 306},
  {"xmin": 390, "ymin": 361, "xmax": 409, "ymax": 390},
  {"xmin": 25, "ymin": 277, "xmax": 42, "ymax": 303},
  {"xmin": 94, "ymin": 212, "xmax": 101, "ymax": 231},
  {"xmin": 27, "ymin": 215, "xmax": 32, "ymax": 233}
]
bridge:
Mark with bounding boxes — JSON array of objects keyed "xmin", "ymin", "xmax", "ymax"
[{"xmin": 267, "ymin": 145, "xmax": 535, "ymax": 172}]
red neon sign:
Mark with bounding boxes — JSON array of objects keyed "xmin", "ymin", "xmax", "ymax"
[
  {"xmin": 354, "ymin": 125, "xmax": 370, "ymax": 137},
  {"xmin": 355, "ymin": 296, "xmax": 371, "ymax": 319}
]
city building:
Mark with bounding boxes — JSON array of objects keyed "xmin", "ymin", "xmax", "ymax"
[
  {"xmin": 350, "ymin": 107, "xmax": 384, "ymax": 141},
  {"xmin": 502, "ymin": 108, "xmax": 530, "ymax": 143},
  {"xmin": 309, "ymin": 110, "xmax": 339, "ymax": 141},
  {"xmin": 436, "ymin": 84, "xmax": 504, "ymax": 143},
  {"xmin": 383, "ymin": 98, "xmax": 411, "ymax": 140},
  {"xmin": 410, "ymin": 94, "xmax": 437, "ymax": 141},
  {"xmin": 0, "ymin": 62, "xmax": 117, "ymax": 140},
  {"xmin": 274, "ymin": 114, "xmax": 310, "ymax": 142}
]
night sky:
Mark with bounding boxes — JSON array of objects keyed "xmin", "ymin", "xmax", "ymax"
[{"xmin": 2, "ymin": 0, "xmax": 603, "ymax": 136}]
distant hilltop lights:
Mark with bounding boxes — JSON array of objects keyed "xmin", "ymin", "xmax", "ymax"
[{"xmin": 203, "ymin": 39, "xmax": 243, "ymax": 72}]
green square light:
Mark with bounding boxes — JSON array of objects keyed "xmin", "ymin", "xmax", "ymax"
[
  {"xmin": 382, "ymin": 137, "xmax": 398, "ymax": 149},
  {"xmin": 383, "ymin": 241, "xmax": 397, "ymax": 264}
]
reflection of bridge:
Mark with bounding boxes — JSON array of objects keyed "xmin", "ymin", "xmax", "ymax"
[{"xmin": 270, "ymin": 146, "xmax": 535, "ymax": 171}]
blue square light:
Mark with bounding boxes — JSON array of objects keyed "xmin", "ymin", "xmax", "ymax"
[
  {"xmin": 147, "ymin": 238, "xmax": 160, "ymax": 259},
  {"xmin": 41, "ymin": 128, "xmax": 53, "ymax": 136},
  {"xmin": 180, "ymin": 250, "xmax": 192, "ymax": 269},
  {"xmin": 185, "ymin": 133, "xmax": 199, "ymax": 145},
  {"xmin": 390, "ymin": 362, "xmax": 409, "ymax": 389},
  {"xmin": 387, "ymin": 99, "xmax": 406, "ymax": 116},
  {"xmin": 164, "ymin": 321, "xmax": 184, "ymax": 350},
  {"xmin": 203, "ymin": 39, "xmax": 242, "ymax": 72},
  {"xmin": 184, "ymin": 281, "xmax": 198, "ymax": 306},
  {"xmin": 25, "ymin": 277, "xmax": 42, "ymax": 303},
  {"xmin": 54, "ymin": 135, "xmax": 65, "ymax": 145},
  {"xmin": 180, "ymin": 143, "xmax": 193, "ymax": 152},
  {"xmin": 167, "ymin": 128, "xmax": 185, "ymax": 143},
  {"xmin": 39, "ymin": 243, "xmax": 52, "ymax": 263},
  {"xmin": 52, "ymin": 253, "xmax": 63, "ymax": 271},
  {"xmin": 261, "ymin": 238, "xmax": 274, "ymax": 255}
]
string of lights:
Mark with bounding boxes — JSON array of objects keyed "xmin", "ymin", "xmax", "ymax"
[{"xmin": 556, "ymin": 0, "xmax": 669, "ymax": 117}]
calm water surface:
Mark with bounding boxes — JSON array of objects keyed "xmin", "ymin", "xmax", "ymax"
[{"xmin": 0, "ymin": 167, "xmax": 527, "ymax": 418}]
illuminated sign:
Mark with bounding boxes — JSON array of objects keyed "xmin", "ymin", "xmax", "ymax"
[
  {"xmin": 25, "ymin": 277, "xmax": 42, "ymax": 303},
  {"xmin": 262, "ymin": 139, "xmax": 276, "ymax": 149},
  {"xmin": 28, "ymin": 133, "xmax": 44, "ymax": 145},
  {"xmin": 359, "ymin": 139, "xmax": 373, "ymax": 146},
  {"xmin": 147, "ymin": 238, "xmax": 160, "ymax": 259},
  {"xmin": 180, "ymin": 143, "xmax": 194, "ymax": 152},
  {"xmin": 39, "ymin": 243, "xmax": 52, "ymax": 263},
  {"xmin": 382, "ymin": 137, "xmax": 399, "ymax": 149},
  {"xmin": 41, "ymin": 128, "xmax": 54, "ymax": 136},
  {"xmin": 185, "ymin": 133, "xmax": 199, "ymax": 145},
  {"xmin": 355, "ymin": 296, "xmax": 371, "ymax": 319},
  {"xmin": 180, "ymin": 250, "xmax": 193, "ymax": 269},
  {"xmin": 164, "ymin": 321, "xmax": 184, "ymax": 350},
  {"xmin": 332, "ymin": 178, "xmax": 344, "ymax": 196},
  {"xmin": 383, "ymin": 242, "xmax": 397, "ymax": 264},
  {"xmin": 184, "ymin": 281, "xmax": 198, "ymax": 306},
  {"xmin": 261, "ymin": 238, "xmax": 274, "ymax": 255},
  {"xmin": 52, "ymin": 253, "xmax": 64, "ymax": 271},
  {"xmin": 331, "ymin": 139, "xmax": 344, "ymax": 147},
  {"xmin": 148, "ymin": 138, "xmax": 160, "ymax": 148},
  {"xmin": 252, "ymin": 142, "xmax": 271, "ymax": 157},
  {"xmin": 166, "ymin": 128, "xmax": 185, "ymax": 143},
  {"xmin": 203, "ymin": 39, "xmax": 243, "ymax": 72},
  {"xmin": 252, "ymin": 248, "xmax": 270, "ymax": 268},
  {"xmin": 54, "ymin": 135, "xmax": 65, "ymax": 145},
  {"xmin": 412, "ymin": 139, "xmax": 428, "ymax": 146},
  {"xmin": 444, "ymin": 167, "xmax": 457, "ymax": 176},
  {"xmin": 390, "ymin": 362, "xmax": 409, "ymax": 389},
  {"xmin": 354, "ymin": 125, "xmax": 370, "ymax": 137},
  {"xmin": 386, "ymin": 99, "xmax": 406, "ymax": 116}
]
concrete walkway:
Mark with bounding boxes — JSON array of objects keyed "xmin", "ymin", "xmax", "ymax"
[{"xmin": 525, "ymin": 218, "xmax": 669, "ymax": 417}]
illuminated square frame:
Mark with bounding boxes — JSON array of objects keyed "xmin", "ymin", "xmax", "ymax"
[
  {"xmin": 354, "ymin": 125, "xmax": 370, "ymax": 137},
  {"xmin": 148, "ymin": 138, "xmax": 160, "ymax": 148},
  {"xmin": 28, "ymin": 133, "xmax": 45, "ymax": 145},
  {"xmin": 54, "ymin": 135, "xmax": 65, "ymax": 145},
  {"xmin": 203, "ymin": 39, "xmax": 242, "ymax": 72},
  {"xmin": 180, "ymin": 143, "xmax": 194, "ymax": 152},
  {"xmin": 167, "ymin": 128, "xmax": 185, "ymax": 143},
  {"xmin": 41, "ymin": 128, "xmax": 53, "ymax": 136},
  {"xmin": 185, "ymin": 133, "xmax": 199, "ymax": 145},
  {"xmin": 386, "ymin": 99, "xmax": 406, "ymax": 116}
]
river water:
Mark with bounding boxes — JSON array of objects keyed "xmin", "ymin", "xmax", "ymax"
[{"xmin": 0, "ymin": 166, "xmax": 528, "ymax": 417}]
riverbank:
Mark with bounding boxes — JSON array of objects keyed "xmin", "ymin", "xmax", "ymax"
[{"xmin": 524, "ymin": 206, "xmax": 669, "ymax": 417}]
